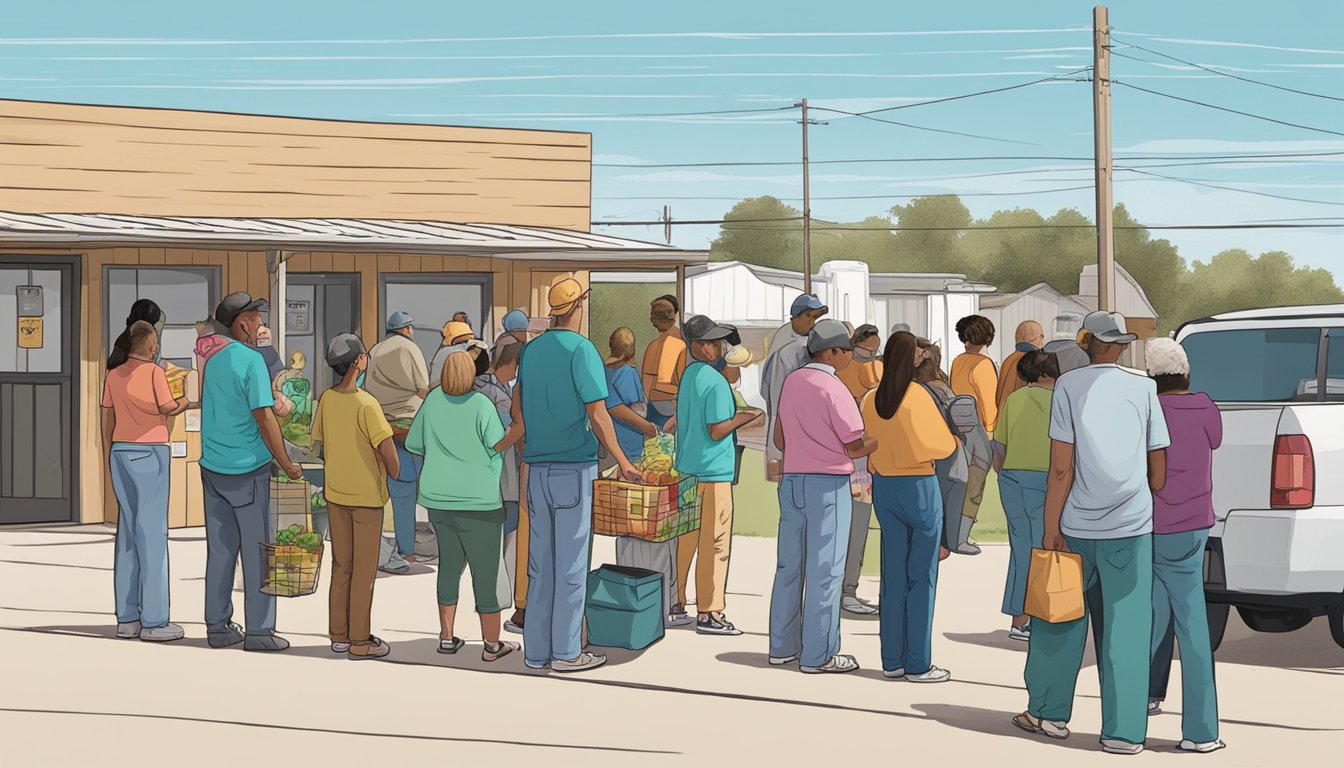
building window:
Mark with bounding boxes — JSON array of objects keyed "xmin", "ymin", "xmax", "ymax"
[
  {"xmin": 105, "ymin": 267, "xmax": 220, "ymax": 369},
  {"xmin": 380, "ymin": 274, "xmax": 490, "ymax": 367},
  {"xmin": 0, "ymin": 267, "xmax": 64, "ymax": 373}
]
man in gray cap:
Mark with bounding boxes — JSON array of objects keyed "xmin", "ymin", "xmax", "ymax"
[
  {"xmin": 761, "ymin": 294, "xmax": 828, "ymax": 481},
  {"xmin": 365, "ymin": 310, "xmax": 430, "ymax": 573},
  {"xmin": 199, "ymin": 292, "xmax": 302, "ymax": 652},
  {"xmin": 1018, "ymin": 310, "xmax": 1170, "ymax": 755},
  {"xmin": 769, "ymin": 319, "xmax": 876, "ymax": 674},
  {"xmin": 310, "ymin": 333, "xmax": 400, "ymax": 659}
]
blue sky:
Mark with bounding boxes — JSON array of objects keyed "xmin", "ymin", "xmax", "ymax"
[{"xmin": 3, "ymin": 0, "xmax": 1342, "ymax": 281}]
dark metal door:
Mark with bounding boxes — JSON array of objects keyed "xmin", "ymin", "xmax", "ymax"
[
  {"xmin": 0, "ymin": 257, "xmax": 79, "ymax": 525},
  {"xmin": 284, "ymin": 273, "xmax": 360, "ymax": 400}
]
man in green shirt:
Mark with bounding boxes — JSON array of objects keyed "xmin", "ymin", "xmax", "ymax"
[
  {"xmin": 512, "ymin": 278, "xmax": 640, "ymax": 674},
  {"xmin": 992, "ymin": 350, "xmax": 1060, "ymax": 642}
]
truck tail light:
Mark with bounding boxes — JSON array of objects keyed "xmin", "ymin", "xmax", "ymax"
[{"xmin": 1271, "ymin": 434, "xmax": 1314, "ymax": 509}]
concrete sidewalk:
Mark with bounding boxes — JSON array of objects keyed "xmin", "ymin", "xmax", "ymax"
[{"xmin": 2, "ymin": 524, "xmax": 1340, "ymax": 766}]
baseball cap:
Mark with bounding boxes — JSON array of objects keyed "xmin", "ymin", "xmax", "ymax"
[
  {"xmin": 548, "ymin": 278, "xmax": 591, "ymax": 316},
  {"xmin": 790, "ymin": 293, "xmax": 828, "ymax": 318},
  {"xmin": 325, "ymin": 333, "xmax": 366, "ymax": 368},
  {"xmin": 501, "ymin": 309, "xmax": 530, "ymax": 333},
  {"xmin": 214, "ymin": 292, "xmax": 268, "ymax": 329},
  {"xmin": 807, "ymin": 319, "xmax": 854, "ymax": 355},
  {"xmin": 1082, "ymin": 311, "xmax": 1137, "ymax": 345},
  {"xmin": 683, "ymin": 315, "xmax": 741, "ymax": 346},
  {"xmin": 385, "ymin": 311, "xmax": 415, "ymax": 332},
  {"xmin": 851, "ymin": 324, "xmax": 880, "ymax": 344},
  {"xmin": 441, "ymin": 320, "xmax": 474, "ymax": 343}
]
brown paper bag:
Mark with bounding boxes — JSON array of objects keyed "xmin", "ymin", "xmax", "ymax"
[{"xmin": 1025, "ymin": 548, "xmax": 1086, "ymax": 623}]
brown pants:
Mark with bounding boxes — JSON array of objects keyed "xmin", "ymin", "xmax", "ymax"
[
  {"xmin": 514, "ymin": 464, "xmax": 529, "ymax": 610},
  {"xmin": 328, "ymin": 502, "xmax": 383, "ymax": 645},
  {"xmin": 675, "ymin": 482, "xmax": 734, "ymax": 614},
  {"xmin": 962, "ymin": 464, "xmax": 989, "ymax": 521}
]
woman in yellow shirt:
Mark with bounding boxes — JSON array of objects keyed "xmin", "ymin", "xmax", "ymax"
[
  {"xmin": 949, "ymin": 314, "xmax": 999, "ymax": 552},
  {"xmin": 861, "ymin": 331, "xmax": 958, "ymax": 683}
]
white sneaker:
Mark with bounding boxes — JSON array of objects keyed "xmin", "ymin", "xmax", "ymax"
[
  {"xmin": 1009, "ymin": 625, "xmax": 1031, "ymax": 642},
  {"xmin": 883, "ymin": 668, "xmax": 906, "ymax": 679},
  {"xmin": 552, "ymin": 652, "xmax": 607, "ymax": 674},
  {"xmin": 1101, "ymin": 739, "xmax": 1144, "ymax": 755},
  {"xmin": 905, "ymin": 666, "xmax": 951, "ymax": 683},
  {"xmin": 1180, "ymin": 739, "xmax": 1226, "ymax": 754},
  {"xmin": 666, "ymin": 612, "xmax": 696, "ymax": 628},
  {"xmin": 800, "ymin": 654, "xmax": 859, "ymax": 674},
  {"xmin": 768, "ymin": 654, "xmax": 800, "ymax": 666},
  {"xmin": 331, "ymin": 641, "xmax": 351, "ymax": 653},
  {"xmin": 1148, "ymin": 699, "xmax": 1162, "ymax": 716}
]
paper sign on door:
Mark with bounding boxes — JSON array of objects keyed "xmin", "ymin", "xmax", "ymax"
[{"xmin": 17, "ymin": 317, "xmax": 43, "ymax": 349}]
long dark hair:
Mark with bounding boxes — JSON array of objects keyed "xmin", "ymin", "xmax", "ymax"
[
  {"xmin": 874, "ymin": 331, "xmax": 919, "ymax": 420},
  {"xmin": 107, "ymin": 299, "xmax": 163, "ymax": 370}
]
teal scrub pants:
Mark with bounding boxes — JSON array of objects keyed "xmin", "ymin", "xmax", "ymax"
[{"xmin": 1024, "ymin": 533, "xmax": 1153, "ymax": 747}]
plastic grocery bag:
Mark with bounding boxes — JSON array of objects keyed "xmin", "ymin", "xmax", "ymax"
[{"xmin": 1024, "ymin": 548, "xmax": 1086, "ymax": 623}]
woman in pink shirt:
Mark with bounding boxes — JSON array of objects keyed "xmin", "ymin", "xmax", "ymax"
[
  {"xmin": 769, "ymin": 319, "xmax": 877, "ymax": 675},
  {"xmin": 101, "ymin": 320, "xmax": 190, "ymax": 643}
]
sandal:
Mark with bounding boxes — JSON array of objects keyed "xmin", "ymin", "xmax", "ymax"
[
  {"xmin": 1012, "ymin": 712, "xmax": 1070, "ymax": 740},
  {"xmin": 437, "ymin": 636, "xmax": 465, "ymax": 654},
  {"xmin": 482, "ymin": 640, "xmax": 520, "ymax": 663}
]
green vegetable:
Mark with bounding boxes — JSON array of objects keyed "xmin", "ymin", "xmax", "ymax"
[
  {"xmin": 294, "ymin": 532, "xmax": 323, "ymax": 553},
  {"xmin": 276, "ymin": 529, "xmax": 296, "ymax": 546},
  {"xmin": 311, "ymin": 490, "xmax": 327, "ymax": 512}
]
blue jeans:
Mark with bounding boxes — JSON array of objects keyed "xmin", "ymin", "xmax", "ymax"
[
  {"xmin": 998, "ymin": 469, "xmax": 1047, "ymax": 616},
  {"xmin": 646, "ymin": 406, "xmax": 672, "ymax": 432},
  {"xmin": 872, "ymin": 473, "xmax": 943, "ymax": 675},
  {"xmin": 110, "ymin": 444, "xmax": 172, "ymax": 628},
  {"xmin": 503, "ymin": 500, "xmax": 520, "ymax": 535},
  {"xmin": 1025, "ymin": 534, "xmax": 1153, "ymax": 746},
  {"xmin": 770, "ymin": 474, "xmax": 852, "ymax": 668},
  {"xmin": 201, "ymin": 464, "xmax": 276, "ymax": 636},
  {"xmin": 1150, "ymin": 529, "xmax": 1220, "ymax": 743},
  {"xmin": 386, "ymin": 440, "xmax": 423, "ymax": 556},
  {"xmin": 524, "ymin": 461, "xmax": 597, "ymax": 665}
]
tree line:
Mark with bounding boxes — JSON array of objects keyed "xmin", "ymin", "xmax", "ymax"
[{"xmin": 709, "ymin": 196, "xmax": 1342, "ymax": 332}]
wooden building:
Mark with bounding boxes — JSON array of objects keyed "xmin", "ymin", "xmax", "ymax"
[{"xmin": 0, "ymin": 98, "xmax": 705, "ymax": 528}]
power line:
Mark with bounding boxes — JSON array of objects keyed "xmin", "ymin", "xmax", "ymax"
[
  {"xmin": 594, "ymin": 185, "xmax": 1097, "ymax": 203},
  {"xmin": 1114, "ymin": 81, "xmax": 1344, "ymax": 139},
  {"xmin": 1119, "ymin": 167, "xmax": 1344, "ymax": 207},
  {"xmin": 809, "ymin": 106, "xmax": 1037, "ymax": 145},
  {"xmin": 597, "ymin": 105, "xmax": 799, "ymax": 118},
  {"xmin": 592, "ymin": 220, "xmax": 1344, "ymax": 231},
  {"xmin": 594, "ymin": 150, "xmax": 1344, "ymax": 169},
  {"xmin": 1110, "ymin": 37, "xmax": 1344, "ymax": 103},
  {"xmin": 851, "ymin": 67, "xmax": 1094, "ymax": 114}
]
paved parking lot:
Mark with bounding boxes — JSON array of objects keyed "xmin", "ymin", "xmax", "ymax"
[{"xmin": 2, "ymin": 524, "xmax": 1340, "ymax": 766}]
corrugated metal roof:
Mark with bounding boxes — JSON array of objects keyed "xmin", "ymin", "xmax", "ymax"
[{"xmin": 0, "ymin": 210, "xmax": 705, "ymax": 262}]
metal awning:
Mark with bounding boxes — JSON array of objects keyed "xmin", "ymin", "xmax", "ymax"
[{"xmin": 0, "ymin": 210, "xmax": 705, "ymax": 263}]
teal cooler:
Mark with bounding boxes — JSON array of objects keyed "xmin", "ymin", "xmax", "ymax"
[{"xmin": 585, "ymin": 564, "xmax": 665, "ymax": 650}]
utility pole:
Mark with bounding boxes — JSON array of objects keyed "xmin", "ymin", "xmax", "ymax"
[
  {"xmin": 662, "ymin": 205, "xmax": 672, "ymax": 245},
  {"xmin": 797, "ymin": 98, "xmax": 814, "ymax": 294},
  {"xmin": 1093, "ymin": 5, "xmax": 1116, "ymax": 312}
]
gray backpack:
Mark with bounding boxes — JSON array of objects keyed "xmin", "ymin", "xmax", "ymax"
[{"xmin": 923, "ymin": 384, "xmax": 971, "ymax": 484}]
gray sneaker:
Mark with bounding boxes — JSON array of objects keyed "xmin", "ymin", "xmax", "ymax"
[
  {"xmin": 139, "ymin": 623, "xmax": 184, "ymax": 642},
  {"xmin": 116, "ymin": 621, "xmax": 142, "ymax": 639},
  {"xmin": 552, "ymin": 652, "xmax": 607, "ymax": 674},
  {"xmin": 841, "ymin": 595, "xmax": 879, "ymax": 615},
  {"xmin": 208, "ymin": 622, "xmax": 245, "ymax": 649},
  {"xmin": 1101, "ymin": 739, "xmax": 1144, "ymax": 755},
  {"xmin": 243, "ymin": 634, "xmax": 291, "ymax": 652},
  {"xmin": 380, "ymin": 550, "xmax": 410, "ymax": 574}
]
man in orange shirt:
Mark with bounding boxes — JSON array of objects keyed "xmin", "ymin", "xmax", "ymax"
[
  {"xmin": 642, "ymin": 295, "xmax": 686, "ymax": 433},
  {"xmin": 995, "ymin": 321, "xmax": 1045, "ymax": 417},
  {"xmin": 950, "ymin": 315, "xmax": 999, "ymax": 553}
]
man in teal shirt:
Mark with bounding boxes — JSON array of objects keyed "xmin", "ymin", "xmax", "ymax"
[
  {"xmin": 199, "ymin": 292, "xmax": 303, "ymax": 653},
  {"xmin": 675, "ymin": 315, "xmax": 763, "ymax": 637},
  {"xmin": 512, "ymin": 279, "xmax": 639, "ymax": 674}
]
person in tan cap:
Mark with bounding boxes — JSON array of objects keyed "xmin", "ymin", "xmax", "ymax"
[
  {"xmin": 512, "ymin": 278, "xmax": 641, "ymax": 673},
  {"xmin": 996, "ymin": 321, "xmax": 1045, "ymax": 417},
  {"xmin": 430, "ymin": 320, "xmax": 476, "ymax": 386}
]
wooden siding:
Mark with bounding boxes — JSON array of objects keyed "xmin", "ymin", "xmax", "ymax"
[{"xmin": 0, "ymin": 100, "xmax": 592, "ymax": 229}]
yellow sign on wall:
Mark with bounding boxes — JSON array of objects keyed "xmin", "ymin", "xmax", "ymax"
[{"xmin": 17, "ymin": 316, "xmax": 43, "ymax": 349}]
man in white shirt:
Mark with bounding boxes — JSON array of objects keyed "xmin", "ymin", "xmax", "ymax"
[
  {"xmin": 1016, "ymin": 312, "xmax": 1170, "ymax": 756},
  {"xmin": 761, "ymin": 294, "xmax": 827, "ymax": 481}
]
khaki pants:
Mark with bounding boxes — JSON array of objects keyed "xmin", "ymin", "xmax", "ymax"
[
  {"xmin": 327, "ymin": 502, "xmax": 383, "ymax": 645},
  {"xmin": 513, "ymin": 464, "xmax": 529, "ymax": 610},
  {"xmin": 675, "ymin": 482, "xmax": 734, "ymax": 615},
  {"xmin": 962, "ymin": 464, "xmax": 989, "ymax": 521}
]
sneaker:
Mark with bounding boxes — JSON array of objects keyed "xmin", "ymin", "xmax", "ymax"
[
  {"xmin": 666, "ymin": 612, "xmax": 696, "ymax": 628},
  {"xmin": 769, "ymin": 653, "xmax": 800, "ymax": 666},
  {"xmin": 139, "ymin": 623, "xmax": 184, "ymax": 642},
  {"xmin": 1148, "ymin": 699, "xmax": 1162, "ymax": 716},
  {"xmin": 906, "ymin": 666, "xmax": 951, "ymax": 683},
  {"xmin": 841, "ymin": 595, "xmax": 879, "ymax": 616},
  {"xmin": 380, "ymin": 549, "xmax": 411, "ymax": 574},
  {"xmin": 116, "ymin": 621, "xmax": 142, "ymax": 640},
  {"xmin": 696, "ymin": 613, "xmax": 743, "ymax": 636},
  {"xmin": 1009, "ymin": 625, "xmax": 1031, "ymax": 642},
  {"xmin": 954, "ymin": 543, "xmax": 982, "ymax": 556},
  {"xmin": 1179, "ymin": 739, "xmax": 1226, "ymax": 754},
  {"xmin": 437, "ymin": 637, "xmax": 465, "ymax": 655},
  {"xmin": 552, "ymin": 651, "xmax": 607, "ymax": 674},
  {"xmin": 207, "ymin": 623, "xmax": 245, "ymax": 649},
  {"xmin": 331, "ymin": 641, "xmax": 351, "ymax": 654},
  {"xmin": 1013, "ymin": 712, "xmax": 1070, "ymax": 740},
  {"xmin": 1101, "ymin": 739, "xmax": 1144, "ymax": 755},
  {"xmin": 348, "ymin": 637, "xmax": 390, "ymax": 660},
  {"xmin": 883, "ymin": 668, "xmax": 906, "ymax": 679},
  {"xmin": 503, "ymin": 609, "xmax": 525, "ymax": 635},
  {"xmin": 801, "ymin": 654, "xmax": 859, "ymax": 674},
  {"xmin": 482, "ymin": 640, "xmax": 521, "ymax": 663},
  {"xmin": 243, "ymin": 634, "xmax": 291, "ymax": 652},
  {"xmin": 524, "ymin": 658, "xmax": 550, "ymax": 670}
]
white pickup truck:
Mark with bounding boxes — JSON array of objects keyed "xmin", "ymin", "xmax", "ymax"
[{"xmin": 1177, "ymin": 306, "xmax": 1344, "ymax": 651}]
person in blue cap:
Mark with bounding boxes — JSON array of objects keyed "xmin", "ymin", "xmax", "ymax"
[
  {"xmin": 499, "ymin": 309, "xmax": 532, "ymax": 348},
  {"xmin": 761, "ymin": 293, "xmax": 828, "ymax": 482},
  {"xmin": 365, "ymin": 310, "xmax": 430, "ymax": 574}
]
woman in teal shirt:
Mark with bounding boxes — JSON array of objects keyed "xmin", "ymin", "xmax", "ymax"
[
  {"xmin": 992, "ymin": 350, "xmax": 1059, "ymax": 642},
  {"xmin": 407, "ymin": 350, "xmax": 523, "ymax": 662}
]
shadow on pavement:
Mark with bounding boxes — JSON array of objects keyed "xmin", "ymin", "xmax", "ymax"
[
  {"xmin": 286, "ymin": 636, "xmax": 652, "ymax": 671},
  {"xmin": 909, "ymin": 703, "xmax": 1183, "ymax": 754},
  {"xmin": 943, "ymin": 631, "xmax": 1028, "ymax": 653}
]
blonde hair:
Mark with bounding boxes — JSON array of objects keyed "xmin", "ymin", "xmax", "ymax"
[
  {"xmin": 607, "ymin": 327, "xmax": 636, "ymax": 364},
  {"xmin": 441, "ymin": 350, "xmax": 476, "ymax": 396}
]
